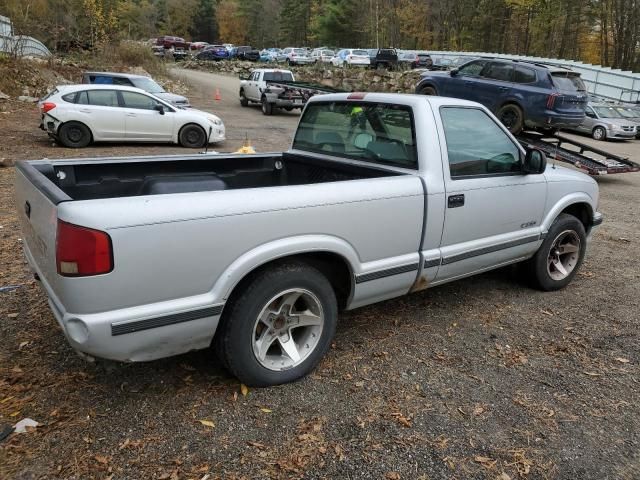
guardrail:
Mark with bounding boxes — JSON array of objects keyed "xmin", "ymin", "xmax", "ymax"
[
  {"xmin": 425, "ymin": 50, "xmax": 640, "ymax": 103},
  {"xmin": 0, "ymin": 34, "xmax": 51, "ymax": 58}
]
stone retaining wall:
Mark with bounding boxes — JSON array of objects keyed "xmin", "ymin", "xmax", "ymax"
[{"xmin": 182, "ymin": 60, "xmax": 422, "ymax": 93}]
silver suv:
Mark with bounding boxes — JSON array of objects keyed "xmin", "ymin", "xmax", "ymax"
[
  {"xmin": 570, "ymin": 103, "xmax": 637, "ymax": 141},
  {"xmin": 81, "ymin": 72, "xmax": 190, "ymax": 107}
]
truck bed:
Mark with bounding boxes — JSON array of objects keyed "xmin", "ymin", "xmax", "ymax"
[{"xmin": 22, "ymin": 152, "xmax": 401, "ymax": 202}]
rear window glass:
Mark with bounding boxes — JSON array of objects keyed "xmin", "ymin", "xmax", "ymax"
[
  {"xmin": 263, "ymin": 72, "xmax": 294, "ymax": 82},
  {"xmin": 293, "ymin": 101, "xmax": 417, "ymax": 169},
  {"xmin": 294, "ymin": 49, "xmax": 306, "ymax": 54},
  {"xmin": 379, "ymin": 49, "xmax": 396, "ymax": 55},
  {"xmin": 353, "ymin": 50, "xmax": 368, "ymax": 56},
  {"xmin": 514, "ymin": 66, "xmax": 536, "ymax": 83},
  {"xmin": 552, "ymin": 72, "xmax": 586, "ymax": 92}
]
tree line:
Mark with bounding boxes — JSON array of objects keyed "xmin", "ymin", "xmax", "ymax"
[{"xmin": 1, "ymin": 0, "xmax": 639, "ymax": 70}]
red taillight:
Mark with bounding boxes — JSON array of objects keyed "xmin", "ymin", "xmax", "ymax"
[
  {"xmin": 56, "ymin": 220, "xmax": 113, "ymax": 277},
  {"xmin": 41, "ymin": 102, "xmax": 56, "ymax": 113},
  {"xmin": 546, "ymin": 93, "xmax": 560, "ymax": 109}
]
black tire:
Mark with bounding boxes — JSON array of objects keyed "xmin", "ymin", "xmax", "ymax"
[
  {"xmin": 524, "ymin": 213, "xmax": 587, "ymax": 291},
  {"xmin": 419, "ymin": 85, "xmax": 438, "ymax": 96},
  {"xmin": 179, "ymin": 124, "xmax": 207, "ymax": 148},
  {"xmin": 496, "ymin": 103, "xmax": 524, "ymax": 134},
  {"xmin": 58, "ymin": 121, "xmax": 91, "ymax": 148},
  {"xmin": 539, "ymin": 127, "xmax": 557, "ymax": 136},
  {"xmin": 592, "ymin": 126, "xmax": 607, "ymax": 141},
  {"xmin": 261, "ymin": 97, "xmax": 273, "ymax": 116},
  {"xmin": 284, "ymin": 106, "xmax": 293, "ymax": 112},
  {"xmin": 239, "ymin": 89, "xmax": 249, "ymax": 107},
  {"xmin": 215, "ymin": 262, "xmax": 338, "ymax": 387}
]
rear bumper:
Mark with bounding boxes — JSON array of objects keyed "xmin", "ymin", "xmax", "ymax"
[
  {"xmin": 23, "ymin": 243, "xmax": 223, "ymax": 362},
  {"xmin": 526, "ymin": 110, "xmax": 586, "ymax": 129}
]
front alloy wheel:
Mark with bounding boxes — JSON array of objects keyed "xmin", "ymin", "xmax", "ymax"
[{"xmin": 547, "ymin": 230, "xmax": 581, "ymax": 281}]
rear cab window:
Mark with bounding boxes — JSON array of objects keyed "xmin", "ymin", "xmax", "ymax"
[
  {"xmin": 293, "ymin": 101, "xmax": 417, "ymax": 169},
  {"xmin": 263, "ymin": 72, "xmax": 294, "ymax": 82}
]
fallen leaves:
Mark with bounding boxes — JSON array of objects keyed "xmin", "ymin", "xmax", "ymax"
[
  {"xmin": 474, "ymin": 455, "xmax": 497, "ymax": 469},
  {"xmin": 259, "ymin": 407, "xmax": 272, "ymax": 413},
  {"xmin": 615, "ymin": 357, "xmax": 630, "ymax": 364},
  {"xmin": 390, "ymin": 411, "xmax": 412, "ymax": 428},
  {"xmin": 385, "ymin": 472, "xmax": 401, "ymax": 480},
  {"xmin": 198, "ymin": 420, "xmax": 215, "ymax": 428},
  {"xmin": 240, "ymin": 384, "xmax": 249, "ymax": 396}
]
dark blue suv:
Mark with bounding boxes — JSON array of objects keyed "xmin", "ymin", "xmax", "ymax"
[{"xmin": 415, "ymin": 58, "xmax": 588, "ymax": 134}]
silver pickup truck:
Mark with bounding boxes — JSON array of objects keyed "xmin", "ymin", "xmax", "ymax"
[{"xmin": 15, "ymin": 93, "xmax": 602, "ymax": 386}]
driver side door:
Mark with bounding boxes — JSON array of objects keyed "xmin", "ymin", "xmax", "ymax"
[{"xmin": 434, "ymin": 106, "xmax": 547, "ymax": 282}]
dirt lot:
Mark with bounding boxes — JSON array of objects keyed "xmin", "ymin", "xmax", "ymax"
[{"xmin": 1, "ymin": 71, "xmax": 639, "ymax": 480}]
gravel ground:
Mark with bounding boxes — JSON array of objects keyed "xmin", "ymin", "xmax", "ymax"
[{"xmin": 1, "ymin": 71, "xmax": 639, "ymax": 480}]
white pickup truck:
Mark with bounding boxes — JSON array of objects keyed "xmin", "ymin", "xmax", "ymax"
[
  {"xmin": 239, "ymin": 68, "xmax": 339, "ymax": 115},
  {"xmin": 15, "ymin": 93, "xmax": 602, "ymax": 386}
]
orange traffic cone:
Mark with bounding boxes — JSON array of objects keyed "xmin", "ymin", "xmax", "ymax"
[{"xmin": 214, "ymin": 88, "xmax": 221, "ymax": 101}]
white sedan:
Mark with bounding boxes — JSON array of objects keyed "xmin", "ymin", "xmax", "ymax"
[
  {"xmin": 39, "ymin": 85, "xmax": 225, "ymax": 148},
  {"xmin": 331, "ymin": 49, "xmax": 371, "ymax": 67}
]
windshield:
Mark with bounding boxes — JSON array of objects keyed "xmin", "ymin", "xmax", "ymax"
[
  {"xmin": 132, "ymin": 78, "xmax": 165, "ymax": 94},
  {"xmin": 352, "ymin": 50, "xmax": 368, "ymax": 56},
  {"xmin": 293, "ymin": 101, "xmax": 417, "ymax": 169},
  {"xmin": 263, "ymin": 72, "xmax": 294, "ymax": 82},
  {"xmin": 551, "ymin": 72, "xmax": 586, "ymax": 92},
  {"xmin": 616, "ymin": 107, "xmax": 638, "ymax": 118},
  {"xmin": 294, "ymin": 48, "xmax": 307, "ymax": 55},
  {"xmin": 593, "ymin": 106, "xmax": 623, "ymax": 118}
]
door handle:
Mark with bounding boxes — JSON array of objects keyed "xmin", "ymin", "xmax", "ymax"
[
  {"xmin": 79, "ymin": 109, "xmax": 92, "ymax": 113},
  {"xmin": 447, "ymin": 194, "xmax": 465, "ymax": 208},
  {"xmin": 126, "ymin": 113, "xmax": 137, "ymax": 117},
  {"xmin": 499, "ymin": 86, "xmax": 509, "ymax": 91}
]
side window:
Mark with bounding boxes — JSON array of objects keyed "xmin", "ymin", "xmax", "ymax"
[
  {"xmin": 441, "ymin": 107, "xmax": 522, "ymax": 178},
  {"xmin": 120, "ymin": 91, "xmax": 158, "ymax": 110},
  {"xmin": 457, "ymin": 60, "xmax": 488, "ymax": 76},
  {"xmin": 91, "ymin": 76, "xmax": 113, "ymax": 85},
  {"xmin": 514, "ymin": 66, "xmax": 536, "ymax": 83},
  {"xmin": 87, "ymin": 90, "xmax": 119, "ymax": 107},
  {"xmin": 585, "ymin": 108, "xmax": 596, "ymax": 118},
  {"xmin": 62, "ymin": 92, "xmax": 77, "ymax": 103},
  {"xmin": 76, "ymin": 91, "xmax": 89, "ymax": 104},
  {"xmin": 482, "ymin": 62, "xmax": 514, "ymax": 82},
  {"xmin": 112, "ymin": 77, "xmax": 134, "ymax": 86}
]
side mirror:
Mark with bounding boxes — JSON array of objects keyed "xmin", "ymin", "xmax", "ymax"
[
  {"xmin": 523, "ymin": 148, "xmax": 546, "ymax": 174},
  {"xmin": 354, "ymin": 133, "xmax": 373, "ymax": 149},
  {"xmin": 450, "ymin": 68, "xmax": 459, "ymax": 77},
  {"xmin": 154, "ymin": 104, "xmax": 165, "ymax": 115}
]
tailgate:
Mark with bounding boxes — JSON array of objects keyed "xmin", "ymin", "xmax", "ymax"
[{"xmin": 14, "ymin": 161, "xmax": 70, "ymax": 289}]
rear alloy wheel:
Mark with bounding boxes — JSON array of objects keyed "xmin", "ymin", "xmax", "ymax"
[
  {"xmin": 261, "ymin": 97, "xmax": 273, "ymax": 116},
  {"xmin": 497, "ymin": 104, "xmax": 524, "ymax": 134},
  {"xmin": 179, "ymin": 124, "xmax": 207, "ymax": 148},
  {"xmin": 58, "ymin": 121, "xmax": 91, "ymax": 148},
  {"xmin": 592, "ymin": 126, "xmax": 607, "ymax": 141},
  {"xmin": 419, "ymin": 86, "xmax": 438, "ymax": 96},
  {"xmin": 215, "ymin": 263, "xmax": 338, "ymax": 386}
]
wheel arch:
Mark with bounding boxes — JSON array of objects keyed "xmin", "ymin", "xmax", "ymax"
[
  {"xmin": 542, "ymin": 195, "xmax": 595, "ymax": 234},
  {"xmin": 58, "ymin": 120, "xmax": 94, "ymax": 142},
  {"xmin": 416, "ymin": 81, "xmax": 438, "ymax": 95},
  {"xmin": 177, "ymin": 121, "xmax": 208, "ymax": 144},
  {"xmin": 212, "ymin": 236, "xmax": 359, "ymax": 313}
]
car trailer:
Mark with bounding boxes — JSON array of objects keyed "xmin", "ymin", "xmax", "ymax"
[{"xmin": 517, "ymin": 132, "xmax": 640, "ymax": 175}]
